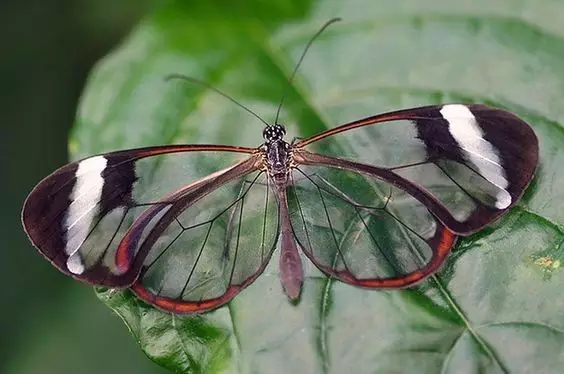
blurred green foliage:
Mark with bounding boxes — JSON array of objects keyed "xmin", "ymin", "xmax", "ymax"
[{"xmin": 0, "ymin": 0, "xmax": 168, "ymax": 373}]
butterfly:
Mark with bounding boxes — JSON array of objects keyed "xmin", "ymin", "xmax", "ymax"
[{"xmin": 21, "ymin": 20, "xmax": 539, "ymax": 314}]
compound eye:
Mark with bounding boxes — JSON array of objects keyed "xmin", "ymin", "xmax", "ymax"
[{"xmin": 262, "ymin": 127, "xmax": 275, "ymax": 141}]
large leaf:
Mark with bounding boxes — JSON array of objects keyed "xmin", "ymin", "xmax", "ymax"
[{"xmin": 72, "ymin": 0, "xmax": 564, "ymax": 373}]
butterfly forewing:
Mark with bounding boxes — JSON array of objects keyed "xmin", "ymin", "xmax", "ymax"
[
  {"xmin": 288, "ymin": 164, "xmax": 455, "ymax": 287},
  {"xmin": 22, "ymin": 145, "xmax": 258, "ymax": 287},
  {"xmin": 295, "ymin": 104, "xmax": 539, "ymax": 234},
  {"xmin": 131, "ymin": 170, "xmax": 279, "ymax": 313}
]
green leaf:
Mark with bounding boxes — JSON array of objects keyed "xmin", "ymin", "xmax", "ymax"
[{"xmin": 73, "ymin": 1, "xmax": 564, "ymax": 373}]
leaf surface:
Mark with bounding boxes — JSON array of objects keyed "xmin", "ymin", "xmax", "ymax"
[{"xmin": 74, "ymin": 1, "xmax": 564, "ymax": 373}]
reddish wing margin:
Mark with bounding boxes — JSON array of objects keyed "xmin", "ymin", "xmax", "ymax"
[
  {"xmin": 289, "ymin": 153, "xmax": 458, "ymax": 288},
  {"xmin": 121, "ymin": 158, "xmax": 279, "ymax": 314}
]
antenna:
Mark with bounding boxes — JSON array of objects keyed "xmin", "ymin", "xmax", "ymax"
[
  {"xmin": 165, "ymin": 74, "xmax": 270, "ymax": 127},
  {"xmin": 274, "ymin": 17, "xmax": 342, "ymax": 125}
]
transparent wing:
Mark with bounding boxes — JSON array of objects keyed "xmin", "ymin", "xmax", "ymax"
[
  {"xmin": 130, "ymin": 169, "xmax": 279, "ymax": 313},
  {"xmin": 287, "ymin": 163, "xmax": 456, "ymax": 287},
  {"xmin": 21, "ymin": 145, "xmax": 263, "ymax": 287},
  {"xmin": 295, "ymin": 104, "xmax": 538, "ymax": 234}
]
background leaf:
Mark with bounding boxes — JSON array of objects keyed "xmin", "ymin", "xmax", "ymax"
[{"xmin": 72, "ymin": 0, "xmax": 564, "ymax": 373}]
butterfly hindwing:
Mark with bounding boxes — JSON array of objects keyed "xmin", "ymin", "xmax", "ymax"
[
  {"xmin": 130, "ymin": 169, "xmax": 280, "ymax": 313},
  {"xmin": 287, "ymin": 163, "xmax": 456, "ymax": 288}
]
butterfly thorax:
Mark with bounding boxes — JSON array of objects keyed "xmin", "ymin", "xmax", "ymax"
[{"xmin": 262, "ymin": 124, "xmax": 292, "ymax": 188}]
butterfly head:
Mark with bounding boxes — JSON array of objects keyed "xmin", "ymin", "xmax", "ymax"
[{"xmin": 263, "ymin": 124, "xmax": 286, "ymax": 143}]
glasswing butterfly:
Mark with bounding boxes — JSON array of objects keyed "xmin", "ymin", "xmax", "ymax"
[{"xmin": 22, "ymin": 19, "xmax": 539, "ymax": 314}]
